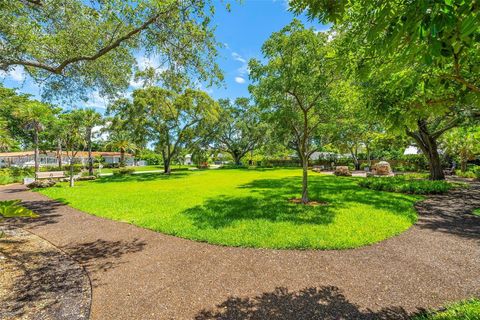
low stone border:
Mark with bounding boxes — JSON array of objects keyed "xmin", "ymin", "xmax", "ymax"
[{"xmin": 0, "ymin": 225, "xmax": 91, "ymax": 320}]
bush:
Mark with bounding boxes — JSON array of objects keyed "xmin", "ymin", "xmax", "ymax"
[
  {"xmin": 76, "ymin": 176, "xmax": 97, "ymax": 181},
  {"xmin": 113, "ymin": 168, "xmax": 135, "ymax": 175},
  {"xmin": 456, "ymin": 171, "xmax": 477, "ymax": 179},
  {"xmin": 0, "ymin": 168, "xmax": 34, "ymax": 185},
  {"xmin": 358, "ymin": 176, "xmax": 453, "ymax": 194},
  {"xmin": 474, "ymin": 166, "xmax": 480, "ymax": 180},
  {"xmin": 27, "ymin": 180, "xmax": 56, "ymax": 189}
]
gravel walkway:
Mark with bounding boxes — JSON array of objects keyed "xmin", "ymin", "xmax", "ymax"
[{"xmin": 0, "ymin": 183, "xmax": 479, "ymax": 320}]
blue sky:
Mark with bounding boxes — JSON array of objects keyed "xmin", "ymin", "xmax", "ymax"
[{"xmin": 0, "ymin": 1, "xmax": 328, "ymax": 111}]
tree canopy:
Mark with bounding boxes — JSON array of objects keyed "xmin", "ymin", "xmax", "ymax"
[{"xmin": 0, "ymin": 0, "xmax": 223, "ymax": 101}]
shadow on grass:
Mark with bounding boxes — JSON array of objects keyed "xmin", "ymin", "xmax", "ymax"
[
  {"xmin": 92, "ymin": 171, "xmax": 191, "ymax": 184},
  {"xmin": 183, "ymin": 195, "xmax": 335, "ymax": 229},
  {"xmin": 195, "ymin": 286, "xmax": 413, "ymax": 320},
  {"xmin": 183, "ymin": 175, "xmax": 417, "ymax": 230}
]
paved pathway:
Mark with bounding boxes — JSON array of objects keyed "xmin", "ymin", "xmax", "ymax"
[{"xmin": 0, "ymin": 183, "xmax": 479, "ymax": 320}]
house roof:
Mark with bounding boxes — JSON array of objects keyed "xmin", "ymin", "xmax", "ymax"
[{"xmin": 0, "ymin": 151, "xmax": 132, "ymax": 158}]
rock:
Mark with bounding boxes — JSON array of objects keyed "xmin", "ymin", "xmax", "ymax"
[
  {"xmin": 334, "ymin": 166, "xmax": 352, "ymax": 176},
  {"xmin": 372, "ymin": 161, "xmax": 393, "ymax": 176},
  {"xmin": 26, "ymin": 180, "xmax": 56, "ymax": 189}
]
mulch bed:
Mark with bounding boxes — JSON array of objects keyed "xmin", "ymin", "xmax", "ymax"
[{"xmin": 0, "ymin": 225, "xmax": 91, "ymax": 320}]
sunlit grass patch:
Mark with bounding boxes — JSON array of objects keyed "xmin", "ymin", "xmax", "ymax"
[{"xmin": 38, "ymin": 169, "xmax": 421, "ymax": 249}]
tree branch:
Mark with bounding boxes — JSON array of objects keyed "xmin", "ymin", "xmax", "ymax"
[{"xmin": 4, "ymin": 12, "xmax": 164, "ymax": 74}]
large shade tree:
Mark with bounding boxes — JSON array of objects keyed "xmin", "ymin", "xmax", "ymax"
[
  {"xmin": 249, "ymin": 20, "xmax": 337, "ymax": 204},
  {"xmin": 109, "ymin": 85, "xmax": 219, "ymax": 174},
  {"xmin": 290, "ymin": 0, "xmax": 480, "ymax": 96},
  {"xmin": 0, "ymin": 0, "xmax": 223, "ymax": 101},
  {"xmin": 216, "ymin": 98, "xmax": 267, "ymax": 165}
]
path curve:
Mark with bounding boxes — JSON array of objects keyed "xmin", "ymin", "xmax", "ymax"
[{"xmin": 0, "ymin": 183, "xmax": 479, "ymax": 319}]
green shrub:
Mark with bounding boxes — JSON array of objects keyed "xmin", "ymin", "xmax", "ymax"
[
  {"xmin": 0, "ymin": 168, "xmax": 34, "ymax": 185},
  {"xmin": 413, "ymin": 298, "xmax": 480, "ymax": 320},
  {"xmin": 456, "ymin": 171, "xmax": 477, "ymax": 179},
  {"xmin": 114, "ymin": 168, "xmax": 135, "ymax": 175},
  {"xmin": 358, "ymin": 176, "xmax": 453, "ymax": 194},
  {"xmin": 474, "ymin": 166, "xmax": 480, "ymax": 180}
]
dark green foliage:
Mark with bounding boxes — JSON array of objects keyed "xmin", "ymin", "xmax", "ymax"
[{"xmin": 358, "ymin": 176, "xmax": 454, "ymax": 194}]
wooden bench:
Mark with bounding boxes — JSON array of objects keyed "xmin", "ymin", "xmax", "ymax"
[{"xmin": 35, "ymin": 171, "xmax": 65, "ymax": 180}]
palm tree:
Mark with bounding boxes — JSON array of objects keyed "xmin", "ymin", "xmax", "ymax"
[
  {"xmin": 13, "ymin": 102, "xmax": 53, "ymax": 173},
  {"xmin": 105, "ymin": 131, "xmax": 136, "ymax": 167},
  {"xmin": 81, "ymin": 109, "xmax": 103, "ymax": 175}
]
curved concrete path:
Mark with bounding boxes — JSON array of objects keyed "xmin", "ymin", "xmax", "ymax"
[{"xmin": 0, "ymin": 183, "xmax": 479, "ymax": 319}]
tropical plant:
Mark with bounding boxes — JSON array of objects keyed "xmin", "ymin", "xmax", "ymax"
[
  {"xmin": 105, "ymin": 130, "xmax": 137, "ymax": 168},
  {"xmin": 13, "ymin": 101, "xmax": 54, "ymax": 172}
]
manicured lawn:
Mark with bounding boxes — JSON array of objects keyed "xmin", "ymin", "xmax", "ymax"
[
  {"xmin": 38, "ymin": 169, "xmax": 421, "ymax": 249},
  {"xmin": 413, "ymin": 299, "xmax": 480, "ymax": 320}
]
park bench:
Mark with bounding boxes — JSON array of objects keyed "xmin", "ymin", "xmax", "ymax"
[{"xmin": 35, "ymin": 171, "xmax": 65, "ymax": 180}]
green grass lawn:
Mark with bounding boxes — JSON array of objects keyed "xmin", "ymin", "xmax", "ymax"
[
  {"xmin": 38, "ymin": 169, "xmax": 422, "ymax": 249},
  {"xmin": 413, "ymin": 299, "xmax": 480, "ymax": 320}
]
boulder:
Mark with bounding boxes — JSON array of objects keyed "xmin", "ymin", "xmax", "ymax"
[
  {"xmin": 334, "ymin": 166, "xmax": 352, "ymax": 176},
  {"xmin": 372, "ymin": 161, "xmax": 393, "ymax": 176}
]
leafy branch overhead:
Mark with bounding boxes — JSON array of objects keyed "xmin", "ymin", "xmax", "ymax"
[{"xmin": 0, "ymin": 0, "xmax": 223, "ymax": 100}]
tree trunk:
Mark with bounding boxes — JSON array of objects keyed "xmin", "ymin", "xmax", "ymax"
[
  {"xmin": 301, "ymin": 155, "xmax": 308, "ymax": 204},
  {"xmin": 69, "ymin": 159, "xmax": 74, "ymax": 187},
  {"xmin": 34, "ymin": 129, "xmax": 39, "ymax": 174},
  {"xmin": 233, "ymin": 152, "xmax": 242, "ymax": 165},
  {"xmin": 119, "ymin": 148, "xmax": 126, "ymax": 167},
  {"xmin": 87, "ymin": 131, "xmax": 93, "ymax": 176},
  {"xmin": 57, "ymin": 139, "xmax": 62, "ymax": 169},
  {"xmin": 164, "ymin": 157, "xmax": 171, "ymax": 174},
  {"xmin": 407, "ymin": 120, "xmax": 445, "ymax": 180},
  {"xmin": 460, "ymin": 159, "xmax": 467, "ymax": 172}
]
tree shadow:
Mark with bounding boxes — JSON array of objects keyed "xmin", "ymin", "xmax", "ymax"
[
  {"xmin": 183, "ymin": 175, "xmax": 419, "ymax": 230},
  {"xmin": 8, "ymin": 200, "xmax": 64, "ymax": 229},
  {"xmin": 61, "ymin": 238, "xmax": 147, "ymax": 284},
  {"xmin": 415, "ymin": 183, "xmax": 480, "ymax": 241},
  {"xmin": 243, "ymin": 176, "xmax": 417, "ymax": 218},
  {"xmin": 92, "ymin": 171, "xmax": 191, "ymax": 184},
  {"xmin": 195, "ymin": 286, "xmax": 415, "ymax": 320},
  {"xmin": 183, "ymin": 195, "xmax": 335, "ymax": 230},
  {"xmin": 0, "ymin": 234, "xmax": 90, "ymax": 319}
]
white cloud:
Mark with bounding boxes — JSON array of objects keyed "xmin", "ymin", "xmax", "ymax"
[
  {"xmin": 129, "ymin": 77, "xmax": 144, "ymax": 88},
  {"xmin": 0, "ymin": 66, "xmax": 25, "ymax": 82},
  {"xmin": 232, "ymin": 52, "xmax": 247, "ymax": 64},
  {"xmin": 234, "ymin": 77, "xmax": 245, "ymax": 84},
  {"xmin": 232, "ymin": 52, "xmax": 250, "ymax": 84},
  {"xmin": 84, "ymin": 91, "xmax": 108, "ymax": 109}
]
